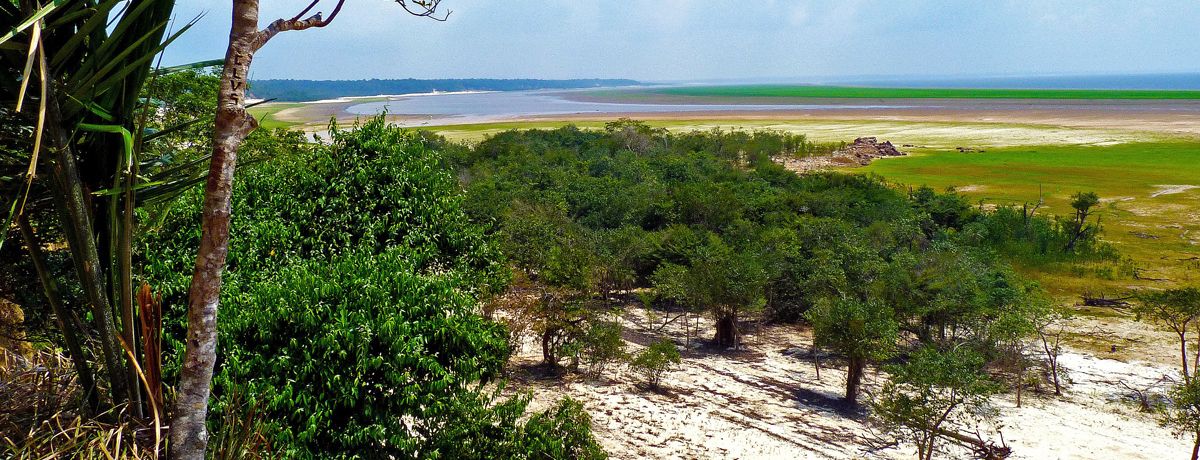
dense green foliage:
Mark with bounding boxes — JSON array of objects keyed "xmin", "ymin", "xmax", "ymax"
[
  {"xmin": 448, "ymin": 122, "xmax": 1089, "ymax": 347},
  {"xmin": 449, "ymin": 122, "xmax": 1103, "ymax": 448},
  {"xmin": 142, "ymin": 117, "xmax": 601, "ymax": 458}
]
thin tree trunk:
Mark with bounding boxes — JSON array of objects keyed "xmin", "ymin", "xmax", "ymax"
[
  {"xmin": 170, "ymin": 2, "xmax": 261, "ymax": 457},
  {"xmin": 714, "ymin": 313, "xmax": 737, "ymax": 348},
  {"xmin": 1040, "ymin": 330, "xmax": 1063, "ymax": 395},
  {"xmin": 169, "ymin": 1, "xmax": 398, "ymax": 455},
  {"xmin": 46, "ymin": 94, "xmax": 128, "ymax": 407},
  {"xmin": 1191, "ymin": 432, "xmax": 1199, "ymax": 460},
  {"xmin": 1181, "ymin": 330, "xmax": 1191, "ymax": 383},
  {"xmin": 18, "ymin": 216, "xmax": 99, "ymax": 413},
  {"xmin": 1015, "ymin": 361, "xmax": 1023, "ymax": 408},
  {"xmin": 845, "ymin": 356, "xmax": 863, "ymax": 403},
  {"xmin": 1193, "ymin": 332, "xmax": 1199, "ymax": 383}
]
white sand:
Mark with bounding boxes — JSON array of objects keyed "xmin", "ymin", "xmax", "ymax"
[
  {"xmin": 1151, "ymin": 185, "xmax": 1199, "ymax": 198},
  {"xmin": 510, "ymin": 306, "xmax": 1191, "ymax": 459}
]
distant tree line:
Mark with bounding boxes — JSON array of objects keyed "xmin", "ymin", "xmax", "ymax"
[{"xmin": 248, "ymin": 78, "xmax": 642, "ymax": 102}]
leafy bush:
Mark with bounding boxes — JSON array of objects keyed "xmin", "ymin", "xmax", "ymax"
[
  {"xmin": 427, "ymin": 395, "xmax": 607, "ymax": 460},
  {"xmin": 630, "ymin": 339, "xmax": 681, "ymax": 390},
  {"xmin": 218, "ymin": 248, "xmax": 509, "ymax": 456},
  {"xmin": 580, "ymin": 319, "xmax": 627, "ymax": 377},
  {"xmin": 141, "ymin": 118, "xmax": 606, "ymax": 458}
]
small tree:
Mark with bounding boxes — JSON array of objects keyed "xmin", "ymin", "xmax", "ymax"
[
  {"xmin": 1164, "ymin": 376, "xmax": 1200, "ymax": 460},
  {"xmin": 873, "ymin": 347, "xmax": 1002, "ymax": 460},
  {"xmin": 631, "ymin": 339, "xmax": 681, "ymax": 390},
  {"xmin": 1064, "ymin": 191, "xmax": 1100, "ymax": 251},
  {"xmin": 581, "ymin": 319, "xmax": 627, "ymax": 378},
  {"xmin": 533, "ymin": 292, "xmax": 588, "ymax": 368},
  {"xmin": 1032, "ymin": 303, "xmax": 1072, "ymax": 396},
  {"xmin": 1135, "ymin": 288, "xmax": 1200, "ymax": 383},
  {"xmin": 805, "ymin": 297, "xmax": 898, "ymax": 403},
  {"xmin": 651, "ymin": 235, "xmax": 765, "ymax": 348}
]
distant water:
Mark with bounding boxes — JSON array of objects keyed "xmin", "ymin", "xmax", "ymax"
[
  {"xmin": 344, "ymin": 80, "xmax": 1200, "ymax": 126},
  {"xmin": 344, "ymin": 90, "xmax": 914, "ymax": 126},
  {"xmin": 832, "ymin": 73, "xmax": 1200, "ymax": 90}
]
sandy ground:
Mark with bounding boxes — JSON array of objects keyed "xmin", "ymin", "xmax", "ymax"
[
  {"xmin": 263, "ymin": 95, "xmax": 1200, "ymax": 147},
  {"xmin": 508, "ymin": 305, "xmax": 1191, "ymax": 460}
]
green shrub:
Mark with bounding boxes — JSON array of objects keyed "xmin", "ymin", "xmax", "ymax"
[
  {"xmin": 580, "ymin": 320, "xmax": 627, "ymax": 377},
  {"xmin": 425, "ymin": 394, "xmax": 607, "ymax": 460},
  {"xmin": 218, "ymin": 248, "xmax": 509, "ymax": 457},
  {"xmin": 630, "ymin": 339, "xmax": 681, "ymax": 390}
]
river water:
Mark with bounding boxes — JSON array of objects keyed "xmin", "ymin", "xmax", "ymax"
[{"xmin": 340, "ymin": 88, "xmax": 1200, "ymax": 127}]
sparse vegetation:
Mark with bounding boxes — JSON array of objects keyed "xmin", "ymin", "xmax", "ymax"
[{"xmin": 631, "ymin": 339, "xmax": 682, "ymax": 390}]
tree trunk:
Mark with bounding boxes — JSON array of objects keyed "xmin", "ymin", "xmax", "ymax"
[
  {"xmin": 170, "ymin": 2, "xmax": 261, "ymax": 458},
  {"xmin": 118, "ymin": 157, "xmax": 142, "ymax": 417},
  {"xmin": 1191, "ymin": 432, "xmax": 1199, "ymax": 460},
  {"xmin": 1181, "ymin": 331, "xmax": 1191, "ymax": 384},
  {"xmin": 542, "ymin": 328, "xmax": 558, "ymax": 366},
  {"xmin": 845, "ymin": 356, "xmax": 863, "ymax": 403},
  {"xmin": 18, "ymin": 216, "xmax": 99, "ymax": 413},
  {"xmin": 1040, "ymin": 330, "xmax": 1063, "ymax": 396},
  {"xmin": 1015, "ymin": 362, "xmax": 1023, "ymax": 408},
  {"xmin": 714, "ymin": 314, "xmax": 737, "ymax": 348}
]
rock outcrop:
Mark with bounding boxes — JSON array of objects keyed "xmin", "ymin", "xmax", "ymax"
[{"xmin": 833, "ymin": 137, "xmax": 906, "ymax": 165}]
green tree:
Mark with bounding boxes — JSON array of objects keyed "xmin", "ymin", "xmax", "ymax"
[
  {"xmin": 1135, "ymin": 288, "xmax": 1200, "ymax": 383},
  {"xmin": 652, "ymin": 235, "xmax": 766, "ymax": 348},
  {"xmin": 873, "ymin": 347, "xmax": 1002, "ymax": 460},
  {"xmin": 805, "ymin": 297, "xmax": 898, "ymax": 403},
  {"xmin": 1164, "ymin": 376, "xmax": 1200, "ymax": 460},
  {"xmin": 1064, "ymin": 191, "xmax": 1100, "ymax": 251}
]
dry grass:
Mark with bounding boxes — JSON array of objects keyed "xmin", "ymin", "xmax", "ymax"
[{"xmin": 0, "ymin": 349, "xmax": 160, "ymax": 459}]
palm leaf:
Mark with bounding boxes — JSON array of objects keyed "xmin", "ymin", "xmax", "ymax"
[
  {"xmin": 0, "ymin": 0, "xmax": 63, "ymax": 46},
  {"xmin": 152, "ymin": 59, "xmax": 223, "ymax": 76}
]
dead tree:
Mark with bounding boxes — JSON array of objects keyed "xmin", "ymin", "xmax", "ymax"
[{"xmin": 170, "ymin": 2, "xmax": 447, "ymax": 458}]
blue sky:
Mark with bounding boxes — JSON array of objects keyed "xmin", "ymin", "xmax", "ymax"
[{"xmin": 162, "ymin": 1, "xmax": 1200, "ymax": 82}]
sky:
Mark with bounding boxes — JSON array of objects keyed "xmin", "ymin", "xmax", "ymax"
[{"xmin": 161, "ymin": 0, "xmax": 1200, "ymax": 82}]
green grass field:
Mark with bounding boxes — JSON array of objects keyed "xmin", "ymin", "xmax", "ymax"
[
  {"xmin": 859, "ymin": 141, "xmax": 1200, "ymax": 296},
  {"xmin": 632, "ymin": 85, "xmax": 1200, "ymax": 100},
  {"xmin": 248, "ymin": 102, "xmax": 305, "ymax": 130}
]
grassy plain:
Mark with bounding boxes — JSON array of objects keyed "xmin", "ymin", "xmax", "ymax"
[
  {"xmin": 861, "ymin": 141, "xmax": 1200, "ymax": 297},
  {"xmin": 247, "ymin": 102, "xmax": 304, "ymax": 130},
  {"xmin": 617, "ymin": 85, "xmax": 1200, "ymax": 100}
]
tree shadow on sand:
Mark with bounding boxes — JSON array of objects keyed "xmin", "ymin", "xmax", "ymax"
[{"xmin": 793, "ymin": 387, "xmax": 867, "ymax": 418}]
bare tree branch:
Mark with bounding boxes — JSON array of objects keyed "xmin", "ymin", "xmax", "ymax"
[{"xmin": 397, "ymin": 0, "xmax": 451, "ymax": 21}]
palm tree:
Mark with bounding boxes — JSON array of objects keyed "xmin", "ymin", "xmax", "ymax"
[{"xmin": 1, "ymin": 0, "xmax": 211, "ymax": 417}]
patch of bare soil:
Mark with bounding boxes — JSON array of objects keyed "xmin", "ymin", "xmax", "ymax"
[
  {"xmin": 509, "ymin": 305, "xmax": 1190, "ymax": 459},
  {"xmin": 781, "ymin": 137, "xmax": 907, "ymax": 173},
  {"xmin": 1151, "ymin": 185, "xmax": 1200, "ymax": 198}
]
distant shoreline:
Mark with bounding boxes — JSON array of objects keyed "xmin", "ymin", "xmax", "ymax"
[
  {"xmin": 246, "ymin": 78, "xmax": 642, "ymax": 102},
  {"xmin": 582, "ymin": 85, "xmax": 1200, "ymax": 102}
]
